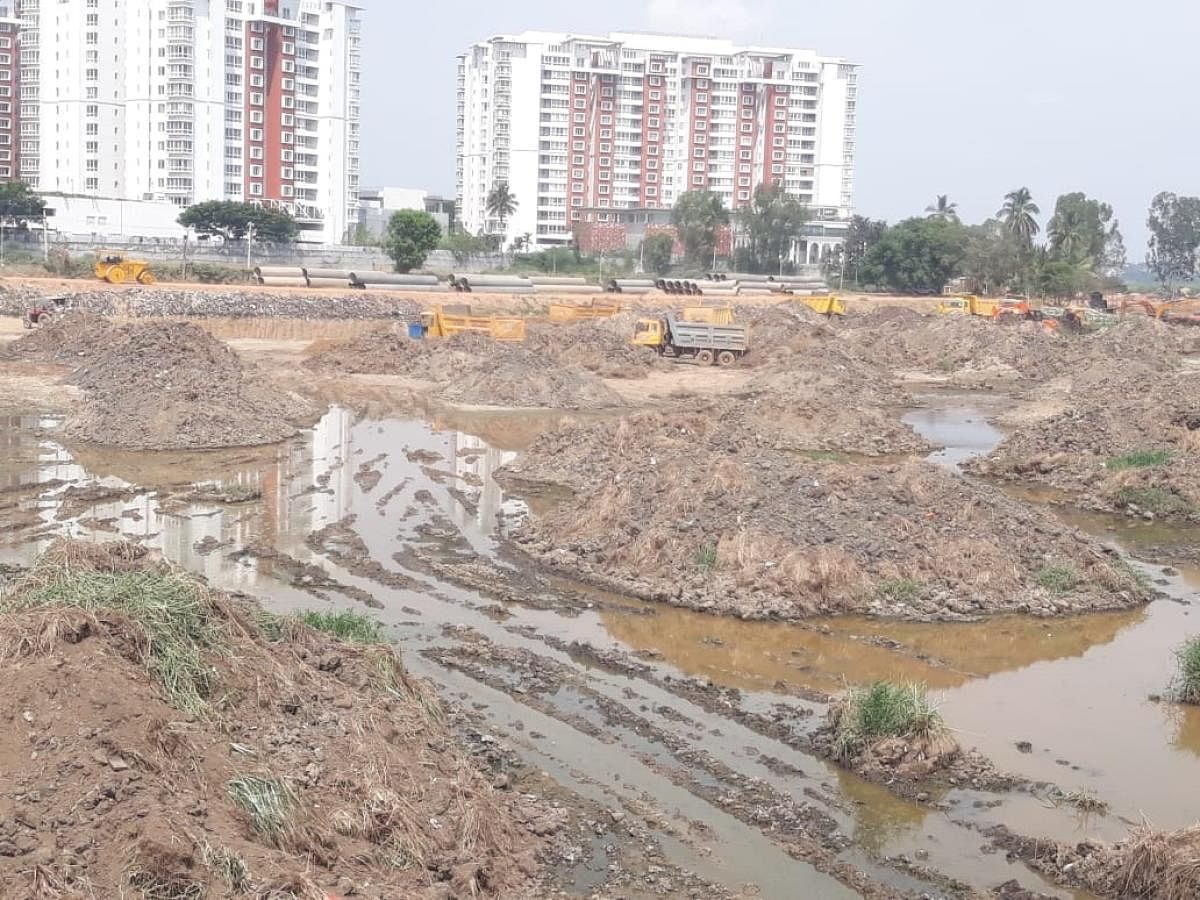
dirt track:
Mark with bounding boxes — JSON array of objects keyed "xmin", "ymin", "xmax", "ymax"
[{"xmin": 2, "ymin": 294, "xmax": 1200, "ymax": 899}]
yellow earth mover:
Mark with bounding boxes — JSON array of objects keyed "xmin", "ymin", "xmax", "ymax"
[
  {"xmin": 937, "ymin": 295, "xmax": 1000, "ymax": 317},
  {"xmin": 633, "ymin": 315, "xmax": 749, "ymax": 366},
  {"xmin": 795, "ymin": 294, "xmax": 846, "ymax": 317},
  {"xmin": 420, "ymin": 306, "xmax": 526, "ymax": 341},
  {"xmin": 95, "ymin": 252, "xmax": 156, "ymax": 285}
]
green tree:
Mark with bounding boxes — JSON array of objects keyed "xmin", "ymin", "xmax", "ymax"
[
  {"xmin": 861, "ymin": 217, "xmax": 967, "ymax": 294},
  {"xmin": 671, "ymin": 190, "xmax": 729, "ymax": 266},
  {"xmin": 641, "ymin": 232, "xmax": 675, "ymax": 275},
  {"xmin": 962, "ymin": 219, "xmax": 1023, "ymax": 295},
  {"xmin": 0, "ymin": 181, "xmax": 45, "ymax": 227},
  {"xmin": 842, "ymin": 215, "xmax": 887, "ymax": 287},
  {"xmin": 736, "ymin": 183, "xmax": 810, "ymax": 273},
  {"xmin": 925, "ymin": 194, "xmax": 959, "ymax": 222},
  {"xmin": 438, "ymin": 229, "xmax": 489, "ymax": 264},
  {"xmin": 178, "ymin": 200, "xmax": 298, "ymax": 242},
  {"xmin": 998, "ymin": 187, "xmax": 1041, "ymax": 246},
  {"xmin": 1030, "ymin": 246, "xmax": 1093, "ymax": 299},
  {"xmin": 382, "ymin": 209, "xmax": 441, "ymax": 273},
  {"xmin": 1046, "ymin": 193, "xmax": 1125, "ymax": 278},
  {"xmin": 1146, "ymin": 191, "xmax": 1200, "ymax": 295},
  {"xmin": 485, "ymin": 182, "xmax": 518, "ymax": 233}
]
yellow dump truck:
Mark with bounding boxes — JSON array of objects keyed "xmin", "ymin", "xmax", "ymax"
[
  {"xmin": 548, "ymin": 302, "xmax": 622, "ymax": 323},
  {"xmin": 937, "ymin": 295, "xmax": 1000, "ymax": 317},
  {"xmin": 678, "ymin": 306, "xmax": 735, "ymax": 325},
  {"xmin": 633, "ymin": 315, "xmax": 749, "ymax": 366},
  {"xmin": 420, "ymin": 307, "xmax": 526, "ymax": 342}
]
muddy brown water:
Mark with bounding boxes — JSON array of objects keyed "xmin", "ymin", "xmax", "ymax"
[{"xmin": 3, "ymin": 397, "xmax": 1199, "ymax": 897}]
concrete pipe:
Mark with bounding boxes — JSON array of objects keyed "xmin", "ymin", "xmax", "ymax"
[
  {"xmin": 303, "ymin": 268, "xmax": 353, "ymax": 281},
  {"xmin": 255, "ymin": 266, "xmax": 305, "ymax": 279},
  {"xmin": 306, "ymin": 277, "xmax": 357, "ymax": 289},
  {"xmin": 259, "ymin": 276, "xmax": 310, "ymax": 288},
  {"xmin": 454, "ymin": 274, "xmax": 535, "ymax": 289},
  {"xmin": 528, "ymin": 276, "xmax": 590, "ymax": 286},
  {"xmin": 533, "ymin": 284, "xmax": 603, "ymax": 294},
  {"xmin": 351, "ymin": 272, "xmax": 441, "ymax": 286}
]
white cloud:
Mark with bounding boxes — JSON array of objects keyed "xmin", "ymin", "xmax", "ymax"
[{"xmin": 645, "ymin": 0, "xmax": 755, "ymax": 37}]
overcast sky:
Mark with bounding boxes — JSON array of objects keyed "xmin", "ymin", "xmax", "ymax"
[{"xmin": 357, "ymin": 0, "xmax": 1199, "ymax": 254}]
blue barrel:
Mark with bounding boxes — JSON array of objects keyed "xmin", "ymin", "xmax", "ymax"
[{"xmin": 407, "ymin": 322, "xmax": 425, "ymax": 339}]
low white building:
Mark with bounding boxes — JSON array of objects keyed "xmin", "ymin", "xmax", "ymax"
[{"xmin": 42, "ymin": 194, "xmax": 190, "ymax": 243}]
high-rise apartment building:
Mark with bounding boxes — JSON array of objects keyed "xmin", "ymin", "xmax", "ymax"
[
  {"xmin": 2, "ymin": 0, "xmax": 362, "ymax": 244},
  {"xmin": 457, "ymin": 31, "xmax": 858, "ymax": 258}
]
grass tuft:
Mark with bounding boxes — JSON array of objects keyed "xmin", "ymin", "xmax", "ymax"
[
  {"xmin": 1115, "ymin": 486, "xmax": 1195, "ymax": 516},
  {"xmin": 875, "ymin": 578, "xmax": 922, "ymax": 604},
  {"xmin": 297, "ymin": 609, "xmax": 383, "ymax": 644},
  {"xmin": 1036, "ymin": 564, "xmax": 1079, "ymax": 594},
  {"xmin": 693, "ymin": 544, "xmax": 718, "ymax": 572},
  {"xmin": 832, "ymin": 681, "xmax": 945, "ymax": 762},
  {"xmin": 228, "ymin": 775, "xmax": 296, "ymax": 842},
  {"xmin": 1169, "ymin": 636, "xmax": 1200, "ymax": 705},
  {"xmin": 198, "ymin": 841, "xmax": 249, "ymax": 891},
  {"xmin": 4, "ymin": 569, "xmax": 219, "ymax": 716},
  {"xmin": 1106, "ymin": 449, "xmax": 1173, "ymax": 471}
]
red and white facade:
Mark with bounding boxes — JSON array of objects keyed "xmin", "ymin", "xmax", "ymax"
[
  {"xmin": 7, "ymin": 0, "xmax": 361, "ymax": 244},
  {"xmin": 457, "ymin": 32, "xmax": 859, "ymax": 252}
]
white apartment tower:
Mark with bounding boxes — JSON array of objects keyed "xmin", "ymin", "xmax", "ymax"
[
  {"xmin": 457, "ymin": 31, "xmax": 858, "ymax": 256},
  {"xmin": 4, "ymin": 0, "xmax": 362, "ymax": 243}
]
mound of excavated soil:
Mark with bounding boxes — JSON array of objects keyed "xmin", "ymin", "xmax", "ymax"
[
  {"xmin": 0, "ymin": 541, "xmax": 549, "ymax": 898},
  {"xmin": 499, "ymin": 410, "xmax": 1148, "ymax": 621},
  {"xmin": 2, "ymin": 312, "xmax": 124, "ymax": 363},
  {"xmin": 64, "ymin": 321, "xmax": 314, "ymax": 450},
  {"xmin": 732, "ymin": 301, "xmax": 839, "ymax": 367},
  {"xmin": 303, "ymin": 328, "xmax": 624, "ymax": 409},
  {"xmin": 969, "ymin": 363, "xmax": 1200, "ymax": 519},
  {"xmin": 526, "ymin": 319, "xmax": 663, "ymax": 379}
]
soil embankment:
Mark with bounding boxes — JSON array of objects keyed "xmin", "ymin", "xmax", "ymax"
[
  {"xmin": 0, "ymin": 541, "xmax": 551, "ymax": 898},
  {"xmin": 500, "ymin": 409, "xmax": 1150, "ymax": 620}
]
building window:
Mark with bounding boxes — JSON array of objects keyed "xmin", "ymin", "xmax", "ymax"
[{"xmin": 692, "ymin": 175, "xmax": 704, "ymax": 185}]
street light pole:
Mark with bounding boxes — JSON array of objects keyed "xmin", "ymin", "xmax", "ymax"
[{"xmin": 245, "ymin": 222, "xmax": 254, "ymax": 273}]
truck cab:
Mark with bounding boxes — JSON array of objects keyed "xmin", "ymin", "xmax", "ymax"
[
  {"xmin": 632, "ymin": 318, "xmax": 666, "ymax": 348},
  {"xmin": 937, "ymin": 297, "xmax": 971, "ymax": 315}
]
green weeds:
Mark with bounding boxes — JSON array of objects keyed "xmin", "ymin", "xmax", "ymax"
[
  {"xmin": 875, "ymin": 578, "xmax": 922, "ymax": 605},
  {"xmin": 1115, "ymin": 486, "xmax": 1195, "ymax": 516},
  {"xmin": 297, "ymin": 609, "xmax": 383, "ymax": 644},
  {"xmin": 1169, "ymin": 636, "xmax": 1200, "ymax": 705},
  {"xmin": 5, "ymin": 570, "xmax": 218, "ymax": 716},
  {"xmin": 228, "ymin": 775, "xmax": 296, "ymax": 842},
  {"xmin": 694, "ymin": 544, "xmax": 718, "ymax": 572},
  {"xmin": 1106, "ymin": 449, "xmax": 1173, "ymax": 471},
  {"xmin": 832, "ymin": 681, "xmax": 945, "ymax": 762},
  {"xmin": 1036, "ymin": 564, "xmax": 1080, "ymax": 594}
]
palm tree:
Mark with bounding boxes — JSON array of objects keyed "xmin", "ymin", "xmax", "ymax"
[
  {"xmin": 998, "ymin": 188, "xmax": 1041, "ymax": 245},
  {"xmin": 925, "ymin": 194, "xmax": 959, "ymax": 222},
  {"xmin": 1047, "ymin": 207, "xmax": 1088, "ymax": 262},
  {"xmin": 485, "ymin": 182, "xmax": 518, "ymax": 235}
]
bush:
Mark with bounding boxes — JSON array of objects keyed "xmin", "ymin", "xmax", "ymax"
[
  {"xmin": 875, "ymin": 578, "xmax": 922, "ymax": 604},
  {"xmin": 694, "ymin": 544, "xmax": 718, "ymax": 571},
  {"xmin": 1170, "ymin": 637, "xmax": 1200, "ymax": 704},
  {"xmin": 1115, "ymin": 486, "xmax": 1194, "ymax": 516},
  {"xmin": 832, "ymin": 681, "xmax": 945, "ymax": 762},
  {"xmin": 1107, "ymin": 449, "xmax": 1173, "ymax": 470}
]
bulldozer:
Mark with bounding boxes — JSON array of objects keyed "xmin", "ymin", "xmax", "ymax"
[{"xmin": 95, "ymin": 251, "xmax": 156, "ymax": 285}]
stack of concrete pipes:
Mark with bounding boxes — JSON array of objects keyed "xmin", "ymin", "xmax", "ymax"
[
  {"xmin": 606, "ymin": 278, "xmax": 657, "ymax": 295},
  {"xmin": 449, "ymin": 274, "xmax": 600, "ymax": 294},
  {"xmin": 254, "ymin": 266, "xmax": 310, "ymax": 288},
  {"xmin": 653, "ymin": 279, "xmax": 706, "ymax": 295}
]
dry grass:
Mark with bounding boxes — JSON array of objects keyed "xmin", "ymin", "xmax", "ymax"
[{"xmin": 1110, "ymin": 824, "xmax": 1200, "ymax": 900}]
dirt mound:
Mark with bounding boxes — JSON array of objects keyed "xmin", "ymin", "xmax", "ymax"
[
  {"xmin": 499, "ymin": 410, "xmax": 1148, "ymax": 620},
  {"xmin": 969, "ymin": 364, "xmax": 1200, "ymax": 519},
  {"xmin": 303, "ymin": 328, "xmax": 624, "ymax": 409},
  {"xmin": 526, "ymin": 319, "xmax": 662, "ymax": 379},
  {"xmin": 841, "ymin": 306, "xmax": 927, "ymax": 328},
  {"xmin": 63, "ymin": 321, "xmax": 314, "ymax": 450},
  {"xmin": 0, "ymin": 540, "xmax": 548, "ymax": 898},
  {"xmin": 2, "ymin": 312, "xmax": 124, "ymax": 363}
]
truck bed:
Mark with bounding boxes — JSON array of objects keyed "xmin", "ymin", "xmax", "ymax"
[{"xmin": 667, "ymin": 319, "xmax": 749, "ymax": 351}]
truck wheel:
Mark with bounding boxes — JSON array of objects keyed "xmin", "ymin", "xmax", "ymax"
[
  {"xmin": 716, "ymin": 350, "xmax": 736, "ymax": 367},
  {"xmin": 696, "ymin": 349, "xmax": 715, "ymax": 366}
]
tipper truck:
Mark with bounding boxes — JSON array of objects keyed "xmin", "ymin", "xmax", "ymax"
[{"xmin": 632, "ymin": 315, "xmax": 749, "ymax": 366}]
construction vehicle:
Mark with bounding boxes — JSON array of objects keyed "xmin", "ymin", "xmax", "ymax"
[
  {"xmin": 632, "ymin": 315, "xmax": 749, "ymax": 366},
  {"xmin": 418, "ymin": 306, "xmax": 526, "ymax": 342},
  {"xmin": 548, "ymin": 301, "xmax": 622, "ymax": 323},
  {"xmin": 679, "ymin": 306, "xmax": 735, "ymax": 325},
  {"xmin": 1062, "ymin": 305, "xmax": 1118, "ymax": 332},
  {"xmin": 23, "ymin": 296, "xmax": 70, "ymax": 329},
  {"xmin": 94, "ymin": 252, "xmax": 156, "ymax": 285},
  {"xmin": 936, "ymin": 295, "xmax": 1003, "ymax": 318},
  {"xmin": 794, "ymin": 294, "xmax": 846, "ymax": 317}
]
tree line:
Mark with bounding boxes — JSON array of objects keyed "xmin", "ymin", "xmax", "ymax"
[{"xmin": 840, "ymin": 189, "xmax": 1129, "ymax": 297}]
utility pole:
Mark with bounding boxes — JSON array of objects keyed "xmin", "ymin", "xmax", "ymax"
[
  {"xmin": 42, "ymin": 210, "xmax": 49, "ymax": 263},
  {"xmin": 245, "ymin": 222, "xmax": 254, "ymax": 273}
]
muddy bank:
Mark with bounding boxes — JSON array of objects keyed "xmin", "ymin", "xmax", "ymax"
[
  {"xmin": 0, "ymin": 540, "xmax": 552, "ymax": 898},
  {"xmin": 970, "ymin": 361, "xmax": 1200, "ymax": 520},
  {"xmin": 303, "ymin": 327, "xmax": 626, "ymax": 409},
  {"xmin": 500, "ymin": 409, "xmax": 1149, "ymax": 621},
  {"xmin": 10, "ymin": 318, "xmax": 316, "ymax": 449}
]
